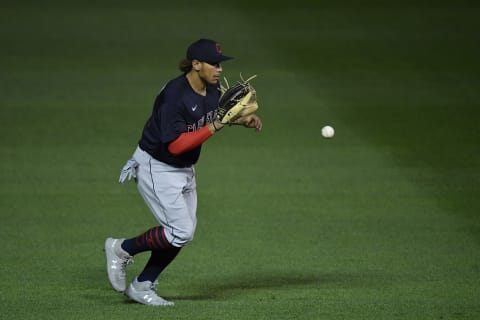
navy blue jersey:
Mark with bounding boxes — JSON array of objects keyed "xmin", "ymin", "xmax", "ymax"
[{"xmin": 139, "ymin": 74, "xmax": 219, "ymax": 167}]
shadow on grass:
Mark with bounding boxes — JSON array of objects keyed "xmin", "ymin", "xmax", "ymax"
[
  {"xmin": 81, "ymin": 261, "xmax": 389, "ymax": 304},
  {"xmin": 168, "ymin": 270, "xmax": 387, "ymax": 301}
]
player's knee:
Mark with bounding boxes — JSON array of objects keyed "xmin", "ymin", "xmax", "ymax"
[
  {"xmin": 170, "ymin": 223, "xmax": 196, "ymax": 246},
  {"xmin": 175, "ymin": 229, "xmax": 195, "ymax": 246}
]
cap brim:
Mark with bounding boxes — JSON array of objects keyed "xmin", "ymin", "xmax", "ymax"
[{"xmin": 219, "ymin": 55, "xmax": 233, "ymax": 63}]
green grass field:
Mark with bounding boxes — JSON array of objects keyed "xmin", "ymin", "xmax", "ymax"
[{"xmin": 1, "ymin": 1, "xmax": 480, "ymax": 319}]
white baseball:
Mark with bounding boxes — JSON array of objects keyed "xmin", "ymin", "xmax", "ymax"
[{"xmin": 321, "ymin": 125, "xmax": 335, "ymax": 138}]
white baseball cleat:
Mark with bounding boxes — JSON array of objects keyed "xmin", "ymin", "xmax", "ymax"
[
  {"xmin": 104, "ymin": 238, "xmax": 133, "ymax": 292},
  {"xmin": 125, "ymin": 277, "xmax": 174, "ymax": 306}
]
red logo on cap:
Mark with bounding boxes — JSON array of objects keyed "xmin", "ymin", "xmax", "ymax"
[{"xmin": 215, "ymin": 43, "xmax": 222, "ymax": 54}]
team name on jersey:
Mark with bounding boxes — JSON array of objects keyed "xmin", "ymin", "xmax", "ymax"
[{"xmin": 186, "ymin": 110, "xmax": 217, "ymax": 132}]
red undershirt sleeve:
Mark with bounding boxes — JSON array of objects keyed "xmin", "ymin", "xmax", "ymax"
[{"xmin": 168, "ymin": 126, "xmax": 213, "ymax": 156}]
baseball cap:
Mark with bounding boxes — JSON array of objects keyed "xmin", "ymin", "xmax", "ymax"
[{"xmin": 186, "ymin": 39, "xmax": 233, "ymax": 64}]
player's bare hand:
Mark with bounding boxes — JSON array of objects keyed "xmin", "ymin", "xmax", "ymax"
[{"xmin": 235, "ymin": 114, "xmax": 262, "ymax": 132}]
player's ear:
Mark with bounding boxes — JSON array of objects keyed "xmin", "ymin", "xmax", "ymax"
[{"xmin": 192, "ymin": 60, "xmax": 202, "ymax": 72}]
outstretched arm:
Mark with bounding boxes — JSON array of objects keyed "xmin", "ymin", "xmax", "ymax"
[
  {"xmin": 167, "ymin": 120, "xmax": 224, "ymax": 156},
  {"xmin": 168, "ymin": 114, "xmax": 261, "ymax": 156},
  {"xmin": 232, "ymin": 114, "xmax": 263, "ymax": 132}
]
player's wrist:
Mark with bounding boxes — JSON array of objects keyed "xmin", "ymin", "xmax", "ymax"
[{"xmin": 211, "ymin": 119, "xmax": 224, "ymax": 133}]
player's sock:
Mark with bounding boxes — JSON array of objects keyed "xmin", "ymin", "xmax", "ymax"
[
  {"xmin": 121, "ymin": 226, "xmax": 171, "ymax": 256},
  {"xmin": 137, "ymin": 246, "xmax": 181, "ymax": 283}
]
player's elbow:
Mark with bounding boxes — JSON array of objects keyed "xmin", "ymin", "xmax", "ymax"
[{"xmin": 168, "ymin": 142, "xmax": 183, "ymax": 156}]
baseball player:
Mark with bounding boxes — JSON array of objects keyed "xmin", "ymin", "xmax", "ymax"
[{"xmin": 105, "ymin": 38, "xmax": 262, "ymax": 306}]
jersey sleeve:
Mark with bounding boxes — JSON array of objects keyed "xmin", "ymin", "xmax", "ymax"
[{"xmin": 159, "ymin": 94, "xmax": 187, "ymax": 144}]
